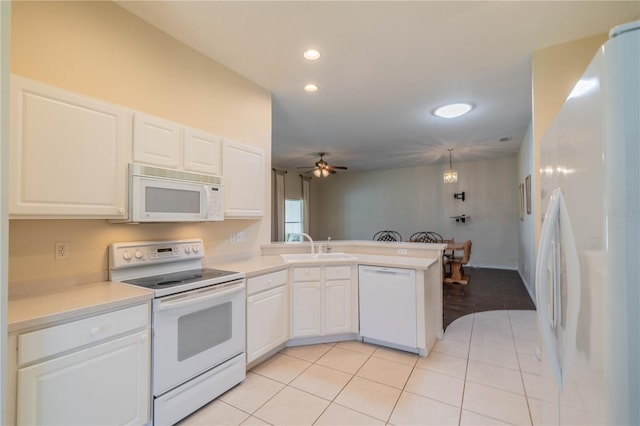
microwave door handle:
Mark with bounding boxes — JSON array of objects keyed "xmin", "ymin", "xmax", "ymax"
[{"xmin": 203, "ymin": 187, "xmax": 211, "ymax": 219}]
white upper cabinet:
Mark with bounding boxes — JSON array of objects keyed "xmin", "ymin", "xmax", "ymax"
[
  {"xmin": 133, "ymin": 113, "xmax": 222, "ymax": 176},
  {"xmin": 133, "ymin": 112, "xmax": 181, "ymax": 169},
  {"xmin": 10, "ymin": 75, "xmax": 130, "ymax": 218},
  {"xmin": 183, "ymin": 127, "xmax": 222, "ymax": 176},
  {"xmin": 222, "ymin": 140, "xmax": 265, "ymax": 218}
]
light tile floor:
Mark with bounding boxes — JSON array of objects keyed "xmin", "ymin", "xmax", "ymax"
[{"xmin": 180, "ymin": 309, "xmax": 546, "ymax": 426}]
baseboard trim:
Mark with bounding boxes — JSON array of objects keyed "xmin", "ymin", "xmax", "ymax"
[{"xmin": 517, "ymin": 269, "xmax": 537, "ymax": 307}]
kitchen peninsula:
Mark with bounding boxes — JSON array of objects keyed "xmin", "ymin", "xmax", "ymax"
[{"xmin": 212, "ymin": 240, "xmax": 445, "ymax": 368}]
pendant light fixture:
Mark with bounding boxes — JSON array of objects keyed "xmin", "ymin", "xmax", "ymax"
[{"xmin": 444, "ymin": 148, "xmax": 458, "ymax": 183}]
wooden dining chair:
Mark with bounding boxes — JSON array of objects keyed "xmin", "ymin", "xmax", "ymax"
[
  {"xmin": 409, "ymin": 231, "xmax": 443, "ymax": 243},
  {"xmin": 444, "ymin": 240, "xmax": 472, "ymax": 286},
  {"xmin": 373, "ymin": 230, "xmax": 402, "ymax": 242}
]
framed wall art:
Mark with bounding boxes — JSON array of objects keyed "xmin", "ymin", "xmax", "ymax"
[{"xmin": 526, "ymin": 174, "xmax": 532, "ymax": 214}]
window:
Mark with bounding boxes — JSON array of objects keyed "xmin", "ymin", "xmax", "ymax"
[{"xmin": 285, "ymin": 199, "xmax": 304, "ymax": 242}]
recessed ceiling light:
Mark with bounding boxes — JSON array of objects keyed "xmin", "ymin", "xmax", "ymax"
[
  {"xmin": 303, "ymin": 49, "xmax": 320, "ymax": 60},
  {"xmin": 433, "ymin": 103, "xmax": 473, "ymax": 119},
  {"xmin": 304, "ymin": 83, "xmax": 318, "ymax": 92}
]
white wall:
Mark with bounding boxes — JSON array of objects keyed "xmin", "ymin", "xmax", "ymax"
[
  {"xmin": 310, "ymin": 156, "xmax": 520, "ymax": 269},
  {"xmin": 0, "ymin": 1, "xmax": 10, "ymax": 420},
  {"xmin": 517, "ymin": 123, "xmax": 537, "ymax": 301}
]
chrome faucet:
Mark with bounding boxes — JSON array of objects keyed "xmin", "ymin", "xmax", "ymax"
[
  {"xmin": 299, "ymin": 233, "xmax": 315, "ymax": 255},
  {"xmin": 326, "ymin": 236, "xmax": 332, "ymax": 253}
]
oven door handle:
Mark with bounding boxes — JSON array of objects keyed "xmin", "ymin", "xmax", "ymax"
[{"xmin": 156, "ymin": 280, "xmax": 245, "ymax": 312}]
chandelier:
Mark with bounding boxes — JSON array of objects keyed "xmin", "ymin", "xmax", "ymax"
[{"xmin": 443, "ymin": 148, "xmax": 458, "ymax": 183}]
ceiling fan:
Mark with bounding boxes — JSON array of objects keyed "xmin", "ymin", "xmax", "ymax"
[{"xmin": 298, "ymin": 153, "xmax": 348, "ymax": 177}]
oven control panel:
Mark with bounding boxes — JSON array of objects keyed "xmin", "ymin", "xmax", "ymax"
[{"xmin": 109, "ymin": 239, "xmax": 205, "ymax": 269}]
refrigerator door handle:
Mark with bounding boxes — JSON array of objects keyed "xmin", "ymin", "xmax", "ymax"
[
  {"xmin": 535, "ymin": 188, "xmax": 581, "ymax": 391},
  {"xmin": 556, "ymin": 189, "xmax": 581, "ymax": 387},
  {"xmin": 536, "ymin": 188, "xmax": 564, "ymax": 390}
]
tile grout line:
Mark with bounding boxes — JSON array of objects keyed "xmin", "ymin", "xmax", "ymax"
[
  {"xmin": 457, "ymin": 312, "xmax": 475, "ymax": 426},
  {"xmin": 509, "ymin": 309, "xmax": 536, "ymax": 426},
  {"xmin": 311, "ymin": 339, "xmax": 382, "ymax": 425}
]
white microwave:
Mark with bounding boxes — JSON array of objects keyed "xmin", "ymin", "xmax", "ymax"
[{"xmin": 116, "ymin": 164, "xmax": 223, "ymax": 223}]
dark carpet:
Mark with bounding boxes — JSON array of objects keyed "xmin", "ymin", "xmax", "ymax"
[{"xmin": 443, "ymin": 267, "xmax": 536, "ymax": 329}]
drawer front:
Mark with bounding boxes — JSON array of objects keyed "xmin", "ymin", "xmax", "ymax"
[
  {"xmin": 292, "ymin": 267, "xmax": 322, "ymax": 282},
  {"xmin": 19, "ymin": 303, "xmax": 150, "ymax": 365},
  {"xmin": 325, "ymin": 265, "xmax": 352, "ymax": 281},
  {"xmin": 247, "ymin": 269, "xmax": 288, "ymax": 296}
]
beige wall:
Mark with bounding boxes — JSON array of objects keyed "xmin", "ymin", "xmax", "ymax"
[
  {"xmin": 9, "ymin": 1, "xmax": 272, "ymax": 286},
  {"xmin": 310, "ymin": 156, "xmax": 520, "ymax": 269},
  {"xmin": 531, "ymin": 33, "xmax": 607, "ymax": 240}
]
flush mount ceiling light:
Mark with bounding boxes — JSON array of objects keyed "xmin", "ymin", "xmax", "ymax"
[
  {"xmin": 443, "ymin": 148, "xmax": 458, "ymax": 183},
  {"xmin": 433, "ymin": 103, "xmax": 473, "ymax": 119},
  {"xmin": 304, "ymin": 83, "xmax": 318, "ymax": 92},
  {"xmin": 303, "ymin": 49, "xmax": 320, "ymax": 60}
]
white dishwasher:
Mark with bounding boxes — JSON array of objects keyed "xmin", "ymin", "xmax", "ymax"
[{"xmin": 358, "ymin": 265, "xmax": 417, "ymax": 351}]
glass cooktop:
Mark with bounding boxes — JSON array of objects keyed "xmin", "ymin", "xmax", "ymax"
[{"xmin": 123, "ymin": 268, "xmax": 239, "ymax": 291}]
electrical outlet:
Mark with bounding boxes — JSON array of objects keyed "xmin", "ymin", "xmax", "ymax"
[
  {"xmin": 55, "ymin": 242, "xmax": 69, "ymax": 260},
  {"xmin": 229, "ymin": 233, "xmax": 236, "ymax": 244},
  {"xmin": 236, "ymin": 231, "xmax": 245, "ymax": 242},
  {"xmin": 397, "ymin": 248, "xmax": 408, "ymax": 255}
]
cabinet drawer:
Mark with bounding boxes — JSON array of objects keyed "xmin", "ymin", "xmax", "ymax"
[
  {"xmin": 247, "ymin": 269, "xmax": 288, "ymax": 295},
  {"xmin": 19, "ymin": 303, "xmax": 150, "ymax": 365},
  {"xmin": 292, "ymin": 267, "xmax": 322, "ymax": 282},
  {"xmin": 325, "ymin": 266, "xmax": 352, "ymax": 281}
]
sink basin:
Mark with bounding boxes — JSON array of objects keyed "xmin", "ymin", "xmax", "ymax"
[{"xmin": 280, "ymin": 252, "xmax": 356, "ymax": 262}]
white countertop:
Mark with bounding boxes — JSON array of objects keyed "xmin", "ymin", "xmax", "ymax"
[
  {"xmin": 210, "ymin": 253, "xmax": 439, "ymax": 278},
  {"xmin": 8, "ymin": 246, "xmax": 440, "ymax": 333},
  {"xmin": 8, "ymin": 282, "xmax": 154, "ymax": 333}
]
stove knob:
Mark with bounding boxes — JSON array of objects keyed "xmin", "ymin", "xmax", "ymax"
[
  {"xmin": 122, "ymin": 251, "xmax": 132, "ymax": 261},
  {"xmin": 184, "ymin": 246, "xmax": 191, "ymax": 254},
  {"xmin": 135, "ymin": 250, "xmax": 144, "ymax": 260},
  {"xmin": 192, "ymin": 245, "xmax": 200, "ymax": 254}
]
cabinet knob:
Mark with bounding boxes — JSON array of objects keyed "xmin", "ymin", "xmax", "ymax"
[
  {"xmin": 117, "ymin": 207, "xmax": 125, "ymax": 214},
  {"xmin": 139, "ymin": 334, "xmax": 147, "ymax": 342},
  {"xmin": 90, "ymin": 326, "xmax": 101, "ymax": 336},
  {"xmin": 267, "ymin": 279, "xmax": 273, "ymax": 286}
]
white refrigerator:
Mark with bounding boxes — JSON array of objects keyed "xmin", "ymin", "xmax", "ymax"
[{"xmin": 536, "ymin": 20, "xmax": 639, "ymax": 425}]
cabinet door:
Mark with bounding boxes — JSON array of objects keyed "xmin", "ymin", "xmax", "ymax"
[
  {"xmin": 17, "ymin": 330, "xmax": 151, "ymax": 426},
  {"xmin": 133, "ymin": 112, "xmax": 181, "ymax": 169},
  {"xmin": 292, "ymin": 281, "xmax": 322, "ymax": 337},
  {"xmin": 324, "ymin": 279, "xmax": 352, "ymax": 334},
  {"xmin": 222, "ymin": 140, "xmax": 265, "ymax": 217},
  {"xmin": 10, "ymin": 75, "xmax": 129, "ymax": 218},
  {"xmin": 247, "ymin": 285, "xmax": 289, "ymax": 363},
  {"xmin": 183, "ymin": 127, "xmax": 222, "ymax": 176}
]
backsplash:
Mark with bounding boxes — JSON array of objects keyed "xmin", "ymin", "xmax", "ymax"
[{"xmin": 8, "ymin": 219, "xmax": 264, "ymax": 296}]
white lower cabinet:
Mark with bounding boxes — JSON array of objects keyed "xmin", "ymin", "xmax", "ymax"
[
  {"xmin": 16, "ymin": 303, "xmax": 151, "ymax": 426},
  {"xmin": 246, "ymin": 270, "xmax": 289, "ymax": 363},
  {"xmin": 324, "ymin": 279, "xmax": 352, "ymax": 334},
  {"xmin": 292, "ymin": 280, "xmax": 323, "ymax": 337},
  {"xmin": 292, "ymin": 265, "xmax": 355, "ymax": 338}
]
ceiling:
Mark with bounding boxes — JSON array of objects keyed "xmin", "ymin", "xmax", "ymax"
[{"xmin": 118, "ymin": 1, "xmax": 639, "ymax": 173}]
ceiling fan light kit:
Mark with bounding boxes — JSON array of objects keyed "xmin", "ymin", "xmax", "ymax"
[{"xmin": 299, "ymin": 153, "xmax": 348, "ymax": 178}]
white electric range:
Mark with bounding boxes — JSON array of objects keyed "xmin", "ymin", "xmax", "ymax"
[{"xmin": 109, "ymin": 239, "xmax": 246, "ymax": 426}]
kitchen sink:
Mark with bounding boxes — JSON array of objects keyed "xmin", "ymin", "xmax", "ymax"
[{"xmin": 280, "ymin": 252, "xmax": 357, "ymax": 262}]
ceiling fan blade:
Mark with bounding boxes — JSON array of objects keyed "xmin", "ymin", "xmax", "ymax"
[
  {"xmin": 296, "ymin": 166, "xmax": 316, "ymax": 169},
  {"xmin": 329, "ymin": 166, "xmax": 348, "ymax": 170}
]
